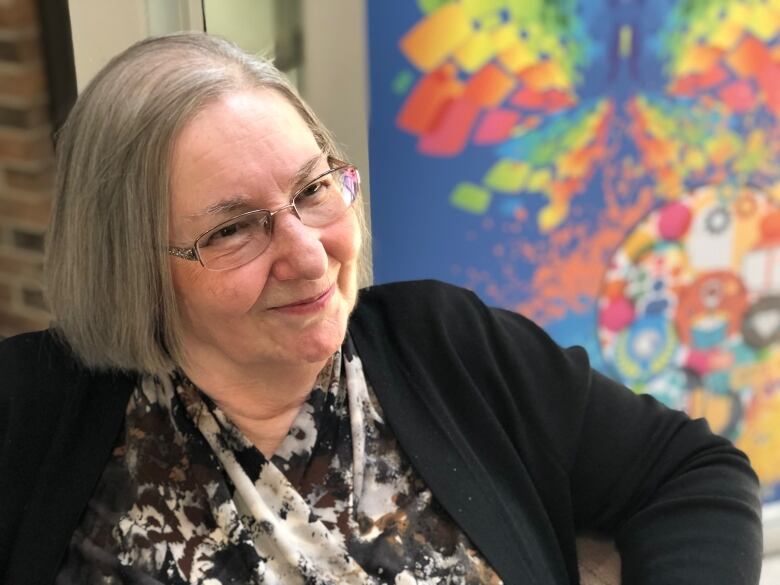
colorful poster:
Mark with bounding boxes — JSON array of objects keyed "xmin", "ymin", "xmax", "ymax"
[{"xmin": 367, "ymin": 0, "xmax": 780, "ymax": 503}]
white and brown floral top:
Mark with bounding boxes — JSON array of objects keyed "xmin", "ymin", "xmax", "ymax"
[{"xmin": 55, "ymin": 337, "xmax": 502, "ymax": 584}]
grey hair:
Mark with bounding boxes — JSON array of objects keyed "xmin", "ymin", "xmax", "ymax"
[{"xmin": 44, "ymin": 33, "xmax": 370, "ymax": 375}]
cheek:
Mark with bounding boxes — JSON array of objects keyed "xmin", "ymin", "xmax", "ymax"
[
  {"xmin": 171, "ymin": 260, "xmax": 268, "ymax": 317},
  {"xmin": 328, "ymin": 214, "xmax": 362, "ymax": 267}
]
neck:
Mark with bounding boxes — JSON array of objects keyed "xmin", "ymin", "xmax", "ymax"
[{"xmin": 180, "ymin": 348, "xmax": 330, "ymax": 458}]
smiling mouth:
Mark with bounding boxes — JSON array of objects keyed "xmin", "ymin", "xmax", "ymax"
[{"xmin": 270, "ymin": 283, "xmax": 335, "ymax": 310}]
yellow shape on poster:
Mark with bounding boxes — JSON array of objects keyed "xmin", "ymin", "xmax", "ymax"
[
  {"xmin": 498, "ymin": 40, "xmax": 538, "ymax": 72},
  {"xmin": 622, "ymin": 229, "xmax": 654, "ymax": 261},
  {"xmin": 726, "ymin": 3, "xmax": 751, "ymax": 28},
  {"xmin": 748, "ymin": 4, "xmax": 780, "ymax": 41},
  {"xmin": 706, "ymin": 133, "xmax": 741, "ymax": 164},
  {"xmin": 538, "ymin": 202, "xmax": 568, "ymax": 232},
  {"xmin": 484, "ymin": 160, "xmax": 531, "ymax": 193},
  {"xmin": 710, "ymin": 19, "xmax": 743, "ymax": 51},
  {"xmin": 674, "ymin": 44, "xmax": 723, "ymax": 76},
  {"xmin": 399, "ymin": 3, "xmax": 473, "ymax": 71},
  {"xmin": 682, "ymin": 149, "xmax": 707, "ymax": 173},
  {"xmin": 477, "ymin": 12, "xmax": 503, "ymax": 31},
  {"xmin": 527, "ymin": 168, "xmax": 552, "ymax": 193},
  {"xmin": 490, "ymin": 23, "xmax": 518, "ymax": 53},
  {"xmin": 454, "ymin": 30, "xmax": 496, "ymax": 72}
]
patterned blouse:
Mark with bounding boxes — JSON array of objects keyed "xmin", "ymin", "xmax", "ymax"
[{"xmin": 56, "ymin": 337, "xmax": 502, "ymax": 584}]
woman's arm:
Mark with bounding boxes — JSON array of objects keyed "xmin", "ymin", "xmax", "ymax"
[{"xmin": 568, "ymin": 357, "xmax": 762, "ymax": 584}]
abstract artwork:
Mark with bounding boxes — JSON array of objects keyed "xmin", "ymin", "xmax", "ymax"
[{"xmin": 368, "ymin": 0, "xmax": 780, "ymax": 502}]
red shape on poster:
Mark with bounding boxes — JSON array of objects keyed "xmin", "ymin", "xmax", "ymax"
[
  {"xmin": 464, "ymin": 63, "xmax": 516, "ymax": 107},
  {"xmin": 756, "ymin": 62, "xmax": 780, "ymax": 116},
  {"xmin": 668, "ymin": 74, "xmax": 698, "ymax": 97},
  {"xmin": 695, "ymin": 65, "xmax": 729, "ymax": 90},
  {"xmin": 719, "ymin": 81, "xmax": 757, "ymax": 113},
  {"xmin": 473, "ymin": 109, "xmax": 520, "ymax": 145},
  {"xmin": 511, "ymin": 86, "xmax": 546, "ymax": 109},
  {"xmin": 418, "ymin": 96, "xmax": 480, "ymax": 157},
  {"xmin": 669, "ymin": 66, "xmax": 729, "ymax": 96},
  {"xmin": 396, "ymin": 66, "xmax": 462, "ymax": 135},
  {"xmin": 542, "ymin": 90, "xmax": 576, "ymax": 113},
  {"xmin": 511, "ymin": 87, "xmax": 575, "ymax": 112}
]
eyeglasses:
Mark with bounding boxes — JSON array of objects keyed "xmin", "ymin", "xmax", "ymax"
[{"xmin": 168, "ymin": 161, "xmax": 360, "ymax": 271}]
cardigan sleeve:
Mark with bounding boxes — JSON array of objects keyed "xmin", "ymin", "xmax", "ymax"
[
  {"xmin": 566, "ymin": 362, "xmax": 762, "ymax": 584},
  {"xmin": 486, "ymin": 305, "xmax": 763, "ymax": 585}
]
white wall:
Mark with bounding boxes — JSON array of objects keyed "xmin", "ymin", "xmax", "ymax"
[
  {"xmin": 69, "ymin": 0, "xmax": 148, "ymax": 91},
  {"xmin": 301, "ymin": 0, "xmax": 371, "ymax": 209},
  {"xmin": 69, "ymin": 0, "xmax": 204, "ymax": 91}
]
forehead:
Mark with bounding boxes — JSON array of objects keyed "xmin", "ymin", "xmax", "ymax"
[{"xmin": 169, "ymin": 89, "xmax": 322, "ymax": 216}]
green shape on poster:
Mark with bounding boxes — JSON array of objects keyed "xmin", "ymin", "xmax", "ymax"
[
  {"xmin": 392, "ymin": 69, "xmax": 415, "ymax": 95},
  {"xmin": 484, "ymin": 160, "xmax": 530, "ymax": 193},
  {"xmin": 417, "ymin": 0, "xmax": 451, "ymax": 15},
  {"xmin": 450, "ymin": 182, "xmax": 492, "ymax": 214}
]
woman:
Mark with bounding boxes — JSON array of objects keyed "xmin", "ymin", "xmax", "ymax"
[{"xmin": 0, "ymin": 33, "xmax": 763, "ymax": 584}]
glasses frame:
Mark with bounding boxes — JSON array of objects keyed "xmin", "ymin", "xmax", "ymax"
[{"xmin": 168, "ymin": 159, "xmax": 359, "ymax": 271}]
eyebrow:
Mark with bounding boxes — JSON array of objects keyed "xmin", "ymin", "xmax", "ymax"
[{"xmin": 187, "ymin": 154, "xmax": 325, "ymax": 219}]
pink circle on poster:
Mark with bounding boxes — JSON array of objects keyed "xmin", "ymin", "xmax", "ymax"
[
  {"xmin": 658, "ymin": 202, "xmax": 692, "ymax": 240},
  {"xmin": 600, "ymin": 296, "xmax": 635, "ymax": 332}
]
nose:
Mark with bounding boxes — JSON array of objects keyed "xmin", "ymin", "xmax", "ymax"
[{"xmin": 267, "ymin": 209, "xmax": 328, "ymax": 282}]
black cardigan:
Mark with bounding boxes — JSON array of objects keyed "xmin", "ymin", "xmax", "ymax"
[{"xmin": 0, "ymin": 280, "xmax": 763, "ymax": 584}]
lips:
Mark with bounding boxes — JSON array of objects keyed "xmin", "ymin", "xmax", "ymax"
[{"xmin": 269, "ymin": 283, "xmax": 334, "ymax": 310}]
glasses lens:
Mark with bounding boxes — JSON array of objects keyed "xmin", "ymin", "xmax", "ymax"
[
  {"xmin": 294, "ymin": 166, "xmax": 360, "ymax": 228},
  {"xmin": 196, "ymin": 210, "xmax": 271, "ymax": 270}
]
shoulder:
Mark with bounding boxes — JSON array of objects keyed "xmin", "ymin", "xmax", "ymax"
[
  {"xmin": 354, "ymin": 279, "xmax": 587, "ymax": 369},
  {"xmin": 356, "ymin": 278, "xmax": 478, "ymax": 313},
  {"xmin": 351, "ymin": 279, "xmax": 592, "ymax": 455},
  {"xmin": 354, "ymin": 279, "xmax": 495, "ymax": 339},
  {"xmin": 0, "ymin": 329, "xmax": 85, "ymax": 400}
]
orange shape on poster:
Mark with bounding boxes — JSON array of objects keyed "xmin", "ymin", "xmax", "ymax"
[
  {"xmin": 473, "ymin": 108, "xmax": 520, "ymax": 145},
  {"xmin": 418, "ymin": 96, "xmax": 480, "ymax": 157},
  {"xmin": 498, "ymin": 40, "xmax": 537, "ymax": 73},
  {"xmin": 727, "ymin": 35, "xmax": 772, "ymax": 78},
  {"xmin": 399, "ymin": 3, "xmax": 472, "ymax": 71},
  {"xmin": 396, "ymin": 66, "xmax": 463, "ymax": 135},
  {"xmin": 519, "ymin": 60, "xmax": 569, "ymax": 91},
  {"xmin": 762, "ymin": 210, "xmax": 780, "ymax": 242},
  {"xmin": 464, "ymin": 63, "xmax": 516, "ymax": 107}
]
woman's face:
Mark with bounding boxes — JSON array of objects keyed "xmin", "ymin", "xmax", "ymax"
[{"xmin": 168, "ymin": 89, "xmax": 361, "ymax": 370}]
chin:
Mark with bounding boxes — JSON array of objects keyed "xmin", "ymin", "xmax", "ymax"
[{"xmin": 294, "ymin": 301, "xmax": 352, "ymax": 364}]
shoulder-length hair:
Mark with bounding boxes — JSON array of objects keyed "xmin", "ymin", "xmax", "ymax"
[{"xmin": 45, "ymin": 33, "xmax": 368, "ymax": 375}]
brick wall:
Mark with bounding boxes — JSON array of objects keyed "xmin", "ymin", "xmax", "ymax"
[{"xmin": 0, "ymin": 0, "xmax": 53, "ymax": 337}]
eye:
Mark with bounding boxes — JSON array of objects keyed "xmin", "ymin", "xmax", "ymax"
[
  {"xmin": 202, "ymin": 219, "xmax": 254, "ymax": 247},
  {"xmin": 300, "ymin": 179, "xmax": 326, "ymax": 198},
  {"xmin": 216, "ymin": 224, "xmax": 239, "ymax": 238}
]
